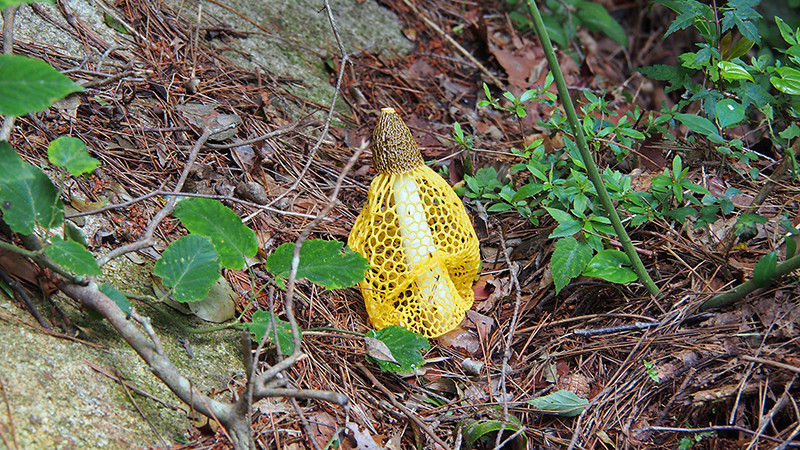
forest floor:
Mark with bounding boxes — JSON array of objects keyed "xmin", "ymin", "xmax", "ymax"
[{"xmin": 3, "ymin": 0, "xmax": 799, "ymax": 449}]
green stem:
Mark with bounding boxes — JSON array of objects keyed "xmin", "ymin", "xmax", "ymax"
[
  {"xmin": 700, "ymin": 251, "xmax": 800, "ymax": 310},
  {"xmin": 525, "ymin": 0, "xmax": 660, "ymax": 296}
]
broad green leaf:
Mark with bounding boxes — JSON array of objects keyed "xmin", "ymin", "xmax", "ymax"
[
  {"xmin": 47, "ymin": 136, "xmax": 99, "ymax": 176},
  {"xmin": 718, "ymin": 61, "xmax": 753, "ymax": 82},
  {"xmin": 366, "ymin": 325, "xmax": 429, "ymax": 373},
  {"xmin": 575, "ymin": 0, "xmax": 627, "ymax": 47},
  {"xmin": 582, "ymin": 250, "xmax": 637, "ymax": 284},
  {"xmin": 45, "ymin": 236, "xmax": 101, "ymax": 276},
  {"xmin": 727, "ymin": 37, "xmax": 754, "ymax": 60},
  {"xmin": 770, "ymin": 67, "xmax": 800, "ymax": 95},
  {"xmin": 247, "ymin": 310, "xmax": 298, "ymax": 355},
  {"xmin": 99, "ymin": 284, "xmax": 130, "ymax": 314},
  {"xmin": 0, "ymin": 142, "xmax": 64, "ymax": 234},
  {"xmin": 549, "ymin": 220, "xmax": 583, "ymax": 238},
  {"xmin": 551, "ymin": 237, "xmax": 593, "ymax": 294},
  {"xmin": 154, "ymin": 234, "xmax": 220, "ymax": 302},
  {"xmin": 752, "ymin": 251, "xmax": 777, "ymax": 287},
  {"xmin": 715, "ymin": 99, "xmax": 745, "ymax": 129},
  {"xmin": 173, "ymin": 198, "xmax": 257, "ymax": 269},
  {"xmin": 266, "ymin": 240, "xmax": 369, "ymax": 290},
  {"xmin": 0, "ymin": 55, "xmax": 83, "ymax": 116},
  {"xmin": 527, "ymin": 389, "xmax": 589, "ymax": 417},
  {"xmin": 674, "ymin": 113, "xmax": 724, "ymax": 143}
]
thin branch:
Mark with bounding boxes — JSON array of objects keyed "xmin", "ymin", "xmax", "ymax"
[
  {"xmin": 265, "ymin": 0, "xmax": 350, "ymax": 209},
  {"xmin": 97, "ymin": 127, "xmax": 216, "ymax": 267},
  {"xmin": 358, "ymin": 364, "xmax": 451, "ymax": 450},
  {"xmin": 66, "ymin": 189, "xmax": 320, "ymax": 220},
  {"xmin": 399, "ymin": 0, "xmax": 504, "ymax": 88},
  {"xmin": 1, "ymin": 6, "xmax": 20, "ymax": 141}
]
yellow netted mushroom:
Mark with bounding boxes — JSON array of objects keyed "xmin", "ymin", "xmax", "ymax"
[{"xmin": 348, "ymin": 108, "xmax": 481, "ymax": 338}]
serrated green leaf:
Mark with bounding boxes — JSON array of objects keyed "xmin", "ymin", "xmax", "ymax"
[
  {"xmin": 718, "ymin": 61, "xmax": 753, "ymax": 82},
  {"xmin": 582, "ymin": 250, "xmax": 637, "ymax": 284},
  {"xmin": 266, "ymin": 240, "xmax": 369, "ymax": 290},
  {"xmin": 173, "ymin": 198, "xmax": 257, "ymax": 269},
  {"xmin": 0, "ymin": 142, "xmax": 64, "ymax": 234},
  {"xmin": 154, "ymin": 234, "xmax": 220, "ymax": 302},
  {"xmin": 575, "ymin": 0, "xmax": 628, "ymax": 47},
  {"xmin": 247, "ymin": 310, "xmax": 298, "ymax": 355},
  {"xmin": 752, "ymin": 251, "xmax": 777, "ymax": 287},
  {"xmin": 0, "ymin": 55, "xmax": 83, "ymax": 116},
  {"xmin": 45, "ymin": 236, "xmax": 101, "ymax": 276},
  {"xmin": 551, "ymin": 237, "xmax": 593, "ymax": 294},
  {"xmin": 366, "ymin": 325, "xmax": 429, "ymax": 373},
  {"xmin": 527, "ymin": 389, "xmax": 589, "ymax": 416},
  {"xmin": 47, "ymin": 136, "xmax": 99, "ymax": 176},
  {"xmin": 99, "ymin": 284, "xmax": 130, "ymax": 314}
]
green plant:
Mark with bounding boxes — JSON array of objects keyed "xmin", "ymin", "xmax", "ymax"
[
  {"xmin": 505, "ymin": 0, "xmax": 628, "ymax": 50},
  {"xmin": 643, "ymin": 359, "xmax": 660, "ymax": 383},
  {"xmin": 677, "ymin": 430, "xmax": 715, "ymax": 449},
  {"xmin": 637, "ymin": 1, "xmax": 800, "ymax": 171},
  {"xmin": 467, "ymin": 79, "xmax": 657, "ymax": 293}
]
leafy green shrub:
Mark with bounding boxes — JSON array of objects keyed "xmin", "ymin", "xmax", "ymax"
[{"xmin": 504, "ymin": 0, "xmax": 628, "ymax": 49}]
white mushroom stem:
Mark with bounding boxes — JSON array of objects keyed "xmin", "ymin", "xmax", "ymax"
[{"xmin": 392, "ymin": 172, "xmax": 452, "ymax": 304}]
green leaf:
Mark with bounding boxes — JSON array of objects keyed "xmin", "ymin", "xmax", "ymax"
[
  {"xmin": 64, "ymin": 220, "xmax": 88, "ymax": 247},
  {"xmin": 527, "ymin": 389, "xmax": 589, "ymax": 417},
  {"xmin": 718, "ymin": 60, "xmax": 754, "ymax": 82},
  {"xmin": 674, "ymin": 113, "xmax": 724, "ymax": 143},
  {"xmin": 153, "ymin": 234, "xmax": 220, "ymax": 302},
  {"xmin": 47, "ymin": 136, "xmax": 99, "ymax": 176},
  {"xmin": 45, "ymin": 236, "xmax": 101, "ymax": 276},
  {"xmin": 103, "ymin": 11, "xmax": 130, "ymax": 34},
  {"xmin": 266, "ymin": 240, "xmax": 370, "ymax": 290},
  {"xmin": 0, "ymin": 55, "xmax": 83, "ymax": 116},
  {"xmin": 173, "ymin": 198, "xmax": 257, "ymax": 269},
  {"xmin": 0, "ymin": 0, "xmax": 52, "ymax": 9},
  {"xmin": 715, "ymin": 99, "xmax": 745, "ymax": 129},
  {"xmin": 770, "ymin": 67, "xmax": 800, "ymax": 95},
  {"xmin": 752, "ymin": 251, "xmax": 777, "ymax": 287},
  {"xmin": 551, "ymin": 237, "xmax": 593, "ymax": 294},
  {"xmin": 0, "ymin": 142, "xmax": 64, "ymax": 234},
  {"xmin": 575, "ymin": 0, "xmax": 627, "ymax": 47},
  {"xmin": 365, "ymin": 325, "xmax": 429, "ymax": 373},
  {"xmin": 487, "ymin": 203, "xmax": 513, "ymax": 212},
  {"xmin": 582, "ymin": 250, "xmax": 637, "ymax": 284},
  {"xmin": 99, "ymin": 284, "xmax": 130, "ymax": 314},
  {"xmin": 460, "ymin": 416, "xmax": 526, "ymax": 449},
  {"xmin": 785, "ymin": 235, "xmax": 797, "ymax": 259},
  {"xmin": 776, "ymin": 16, "xmax": 798, "ymax": 46},
  {"xmin": 247, "ymin": 310, "xmax": 298, "ymax": 355}
]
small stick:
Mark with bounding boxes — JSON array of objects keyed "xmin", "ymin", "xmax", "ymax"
[
  {"xmin": 0, "ymin": 377, "xmax": 19, "ymax": 450},
  {"xmin": 400, "ymin": 0, "xmax": 505, "ymax": 89},
  {"xmin": 357, "ymin": 364, "xmax": 451, "ymax": 450}
]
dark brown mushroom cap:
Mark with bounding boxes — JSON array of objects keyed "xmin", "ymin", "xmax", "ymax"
[{"xmin": 371, "ymin": 108, "xmax": 424, "ymax": 174}]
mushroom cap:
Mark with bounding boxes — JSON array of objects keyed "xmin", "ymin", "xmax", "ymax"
[{"xmin": 372, "ymin": 108, "xmax": 424, "ymax": 174}]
